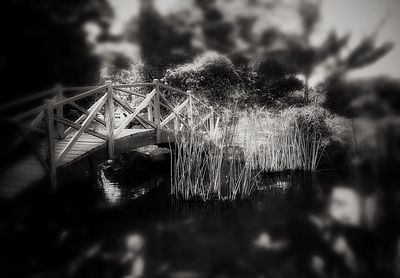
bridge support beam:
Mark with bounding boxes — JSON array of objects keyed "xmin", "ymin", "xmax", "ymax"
[
  {"xmin": 106, "ymin": 81, "xmax": 115, "ymax": 159},
  {"xmin": 153, "ymin": 79, "xmax": 161, "ymax": 143}
]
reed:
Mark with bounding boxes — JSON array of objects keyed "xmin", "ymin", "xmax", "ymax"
[
  {"xmin": 171, "ymin": 105, "xmax": 331, "ymax": 201},
  {"xmin": 236, "ymin": 106, "xmax": 329, "ymax": 172},
  {"xmin": 171, "ymin": 126, "xmax": 260, "ymax": 201}
]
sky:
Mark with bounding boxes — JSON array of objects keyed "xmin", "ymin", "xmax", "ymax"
[
  {"xmin": 106, "ymin": 0, "xmax": 400, "ymax": 82},
  {"xmin": 319, "ymin": 0, "xmax": 400, "ymax": 80}
]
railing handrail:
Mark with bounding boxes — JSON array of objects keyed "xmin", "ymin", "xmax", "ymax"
[
  {"xmin": 53, "ymin": 85, "xmax": 107, "ymax": 108},
  {"xmin": 112, "ymin": 83, "xmax": 154, "ymax": 89},
  {"xmin": 8, "ymin": 80, "xmax": 221, "ymax": 189}
]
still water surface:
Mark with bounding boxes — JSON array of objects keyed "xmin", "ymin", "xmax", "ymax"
[{"xmin": 0, "ymin": 166, "xmax": 399, "ymax": 278}]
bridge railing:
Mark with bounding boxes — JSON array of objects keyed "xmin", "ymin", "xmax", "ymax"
[{"xmin": 0, "ymin": 80, "xmax": 220, "ymax": 188}]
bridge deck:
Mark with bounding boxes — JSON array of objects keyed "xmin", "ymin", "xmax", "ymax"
[{"xmin": 0, "ymin": 129, "xmax": 148, "ymax": 199}]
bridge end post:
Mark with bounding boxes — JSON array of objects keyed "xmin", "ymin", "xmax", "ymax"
[
  {"xmin": 106, "ymin": 81, "xmax": 115, "ymax": 160},
  {"xmin": 153, "ymin": 79, "xmax": 161, "ymax": 143},
  {"xmin": 45, "ymin": 99, "xmax": 57, "ymax": 190}
]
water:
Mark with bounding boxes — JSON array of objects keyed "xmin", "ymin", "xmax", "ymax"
[{"xmin": 0, "ymin": 166, "xmax": 399, "ymax": 278}]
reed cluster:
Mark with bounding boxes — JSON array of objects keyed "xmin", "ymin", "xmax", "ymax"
[
  {"xmin": 171, "ymin": 128, "xmax": 260, "ymax": 201},
  {"xmin": 171, "ymin": 105, "xmax": 332, "ymax": 200},
  {"xmin": 236, "ymin": 106, "xmax": 331, "ymax": 171}
]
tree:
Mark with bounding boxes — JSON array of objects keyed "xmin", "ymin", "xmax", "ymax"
[
  {"xmin": 281, "ymin": 0, "xmax": 393, "ymax": 103},
  {"xmin": 127, "ymin": 0, "xmax": 196, "ymax": 81},
  {"xmin": 123, "ymin": 0, "xmax": 393, "ymax": 106}
]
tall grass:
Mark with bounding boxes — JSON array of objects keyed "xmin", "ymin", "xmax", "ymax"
[
  {"xmin": 235, "ymin": 106, "xmax": 331, "ymax": 171},
  {"xmin": 171, "ymin": 127, "xmax": 260, "ymax": 201},
  {"xmin": 171, "ymin": 104, "xmax": 332, "ymax": 201}
]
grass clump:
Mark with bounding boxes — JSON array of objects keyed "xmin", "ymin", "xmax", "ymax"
[
  {"xmin": 234, "ymin": 105, "xmax": 334, "ymax": 171},
  {"xmin": 171, "ymin": 128, "xmax": 260, "ymax": 201}
]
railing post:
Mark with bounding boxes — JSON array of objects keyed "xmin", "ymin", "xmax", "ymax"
[
  {"xmin": 55, "ymin": 84, "xmax": 65, "ymax": 138},
  {"xmin": 187, "ymin": 90, "xmax": 193, "ymax": 130},
  {"xmin": 147, "ymin": 102, "xmax": 153, "ymax": 122},
  {"xmin": 45, "ymin": 99, "xmax": 57, "ymax": 190},
  {"xmin": 153, "ymin": 79, "xmax": 161, "ymax": 142},
  {"xmin": 106, "ymin": 81, "xmax": 115, "ymax": 159}
]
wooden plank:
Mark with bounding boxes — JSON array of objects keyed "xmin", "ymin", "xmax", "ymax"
[
  {"xmin": 113, "ymin": 87, "xmax": 146, "ymax": 98},
  {"xmin": 55, "ymin": 142, "xmax": 101, "ymax": 148},
  {"xmin": 54, "ymin": 142, "xmax": 98, "ymax": 149},
  {"xmin": 57, "ymin": 146, "xmax": 99, "ymax": 154},
  {"xmin": 159, "ymin": 94, "xmax": 189, "ymax": 129},
  {"xmin": 106, "ymin": 82, "xmax": 115, "ymax": 159},
  {"xmin": 147, "ymin": 100, "xmax": 153, "ymax": 122},
  {"xmin": 112, "ymin": 83, "xmax": 153, "ymax": 88},
  {"xmin": 158, "ymin": 83, "xmax": 188, "ymax": 96},
  {"xmin": 57, "ymin": 94, "xmax": 107, "ymax": 164},
  {"xmin": 112, "ymin": 95, "xmax": 151, "ymax": 129},
  {"xmin": 64, "ymin": 92, "xmax": 107, "ymax": 136},
  {"xmin": 31, "ymin": 111, "xmax": 45, "ymax": 127},
  {"xmin": 54, "ymin": 115, "xmax": 108, "ymax": 141},
  {"xmin": 67, "ymin": 101, "xmax": 106, "ymax": 126},
  {"xmin": 136, "ymin": 115, "xmax": 156, "ymax": 129},
  {"xmin": 114, "ymin": 89, "xmax": 156, "ymax": 137},
  {"xmin": 56, "ymin": 148, "xmax": 87, "ymax": 155},
  {"xmin": 153, "ymin": 79, "xmax": 161, "ymax": 141}
]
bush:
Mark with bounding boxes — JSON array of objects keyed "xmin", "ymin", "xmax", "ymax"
[
  {"xmin": 165, "ymin": 51, "xmax": 240, "ymax": 103},
  {"xmin": 247, "ymin": 58, "xmax": 303, "ymax": 105}
]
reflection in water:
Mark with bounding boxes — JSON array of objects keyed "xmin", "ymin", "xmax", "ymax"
[
  {"xmin": 97, "ymin": 167, "xmax": 164, "ymax": 205},
  {"xmin": 99, "ymin": 169, "xmax": 121, "ymax": 204},
  {"xmin": 95, "ymin": 170, "xmax": 395, "ymax": 277},
  {"xmin": 1, "ymin": 169, "xmax": 398, "ymax": 278}
]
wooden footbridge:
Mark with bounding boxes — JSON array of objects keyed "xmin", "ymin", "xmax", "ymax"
[{"xmin": 0, "ymin": 79, "xmax": 219, "ymax": 199}]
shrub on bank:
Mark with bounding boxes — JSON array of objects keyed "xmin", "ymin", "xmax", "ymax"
[{"xmin": 165, "ymin": 52, "xmax": 240, "ymax": 103}]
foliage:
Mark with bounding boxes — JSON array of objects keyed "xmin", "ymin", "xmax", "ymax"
[
  {"xmin": 164, "ymin": 52, "xmax": 304, "ymax": 107},
  {"xmin": 252, "ymin": 58, "xmax": 303, "ymax": 104},
  {"xmin": 165, "ymin": 52, "xmax": 240, "ymax": 103}
]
